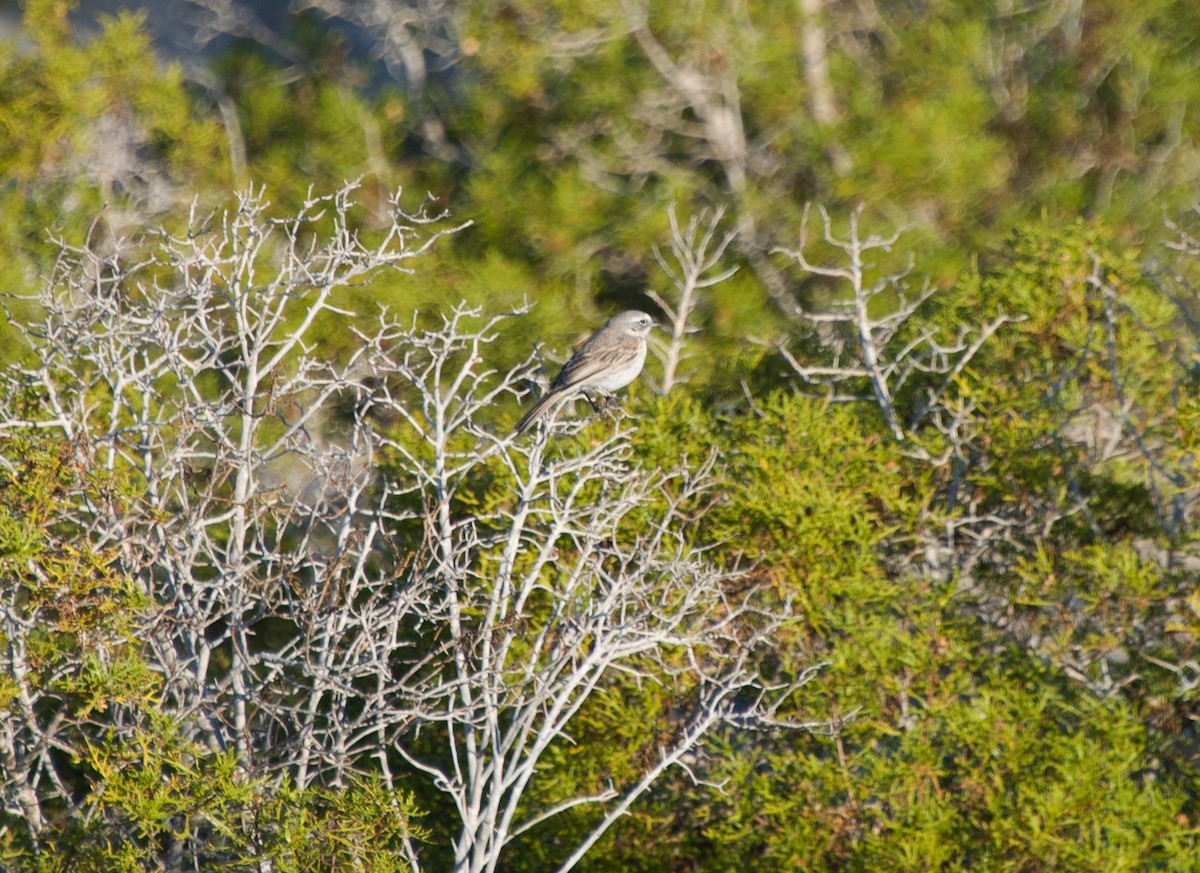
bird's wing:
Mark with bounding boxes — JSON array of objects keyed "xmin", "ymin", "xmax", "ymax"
[{"xmin": 552, "ymin": 336, "xmax": 640, "ymax": 390}]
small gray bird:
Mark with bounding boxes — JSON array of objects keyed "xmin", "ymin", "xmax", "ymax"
[{"xmin": 514, "ymin": 311, "xmax": 655, "ymax": 435}]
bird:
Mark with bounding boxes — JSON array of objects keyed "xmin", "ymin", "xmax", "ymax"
[{"xmin": 513, "ymin": 310, "xmax": 655, "ymax": 435}]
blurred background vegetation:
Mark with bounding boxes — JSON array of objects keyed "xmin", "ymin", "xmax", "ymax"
[{"xmin": 2, "ymin": 0, "xmax": 1200, "ymax": 869}]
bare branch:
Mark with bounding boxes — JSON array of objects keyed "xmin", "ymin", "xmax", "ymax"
[
  {"xmin": 647, "ymin": 204, "xmax": 739, "ymax": 394},
  {"xmin": 776, "ymin": 204, "xmax": 1021, "ymax": 455}
]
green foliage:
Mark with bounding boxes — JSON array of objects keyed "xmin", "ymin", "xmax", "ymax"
[
  {"xmin": 0, "ymin": 0, "xmax": 227, "ymax": 316},
  {"xmin": 695, "ymin": 657, "xmax": 1197, "ymax": 872},
  {"xmin": 576, "ymin": 390, "xmax": 1200, "ymax": 871},
  {"xmin": 212, "ymin": 33, "xmax": 404, "ymax": 210},
  {"xmin": 432, "ymin": 0, "xmax": 1200, "ymax": 292},
  {"xmin": 0, "ymin": 436, "xmax": 150, "ymax": 694},
  {"xmin": 4, "ymin": 717, "xmax": 424, "ymax": 872}
]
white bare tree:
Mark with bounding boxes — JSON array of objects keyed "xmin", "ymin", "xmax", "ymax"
[
  {"xmin": 0, "ymin": 187, "xmax": 822, "ymax": 872},
  {"xmin": 775, "ymin": 204, "xmax": 1020, "ymax": 446},
  {"xmin": 646, "ymin": 205, "xmax": 738, "ymax": 395}
]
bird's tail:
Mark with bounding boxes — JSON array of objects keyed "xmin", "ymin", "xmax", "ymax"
[{"xmin": 513, "ymin": 391, "xmax": 564, "ymax": 435}]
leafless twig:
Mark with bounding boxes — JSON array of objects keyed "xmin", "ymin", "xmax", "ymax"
[{"xmin": 647, "ymin": 205, "xmax": 738, "ymax": 393}]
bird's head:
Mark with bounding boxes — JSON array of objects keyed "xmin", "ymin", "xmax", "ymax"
[{"xmin": 611, "ymin": 310, "xmax": 657, "ymax": 338}]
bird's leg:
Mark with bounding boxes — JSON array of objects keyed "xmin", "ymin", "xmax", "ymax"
[
  {"xmin": 580, "ymin": 392, "xmax": 619, "ymax": 423},
  {"xmin": 585, "ymin": 392, "xmax": 614, "ymax": 414}
]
